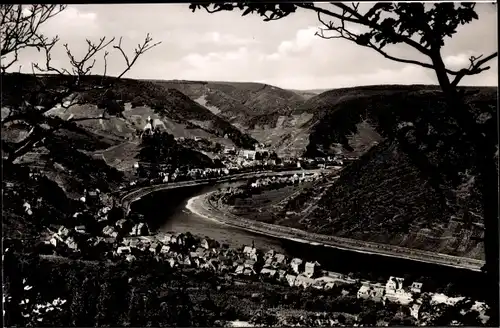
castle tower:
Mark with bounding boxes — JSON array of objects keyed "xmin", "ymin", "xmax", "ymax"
[{"xmin": 141, "ymin": 116, "xmax": 154, "ymax": 138}]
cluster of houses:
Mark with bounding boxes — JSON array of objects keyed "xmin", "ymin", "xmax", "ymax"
[
  {"xmin": 43, "ymin": 205, "xmax": 150, "ymax": 256},
  {"xmin": 356, "ymin": 276, "xmax": 489, "ymax": 322},
  {"xmin": 40, "ymin": 213, "xmax": 489, "ymax": 325},
  {"xmin": 220, "ymin": 151, "xmax": 276, "ymax": 170},
  {"xmin": 107, "ymin": 231, "xmax": 358, "ymax": 291},
  {"xmin": 276, "ymin": 312, "xmax": 351, "ymax": 328},
  {"xmin": 249, "ymin": 172, "xmax": 322, "ymax": 189},
  {"xmin": 356, "ymin": 277, "xmax": 419, "ymax": 307},
  {"xmin": 228, "ymin": 246, "xmax": 359, "ymax": 291},
  {"xmin": 133, "ymin": 163, "xmax": 231, "ymax": 183}
]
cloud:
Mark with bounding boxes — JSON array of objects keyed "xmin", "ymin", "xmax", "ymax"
[
  {"xmin": 201, "ymin": 32, "xmax": 258, "ymax": 46},
  {"xmin": 41, "ymin": 7, "xmax": 99, "ymax": 37},
  {"xmin": 8, "ymin": 4, "xmax": 497, "ymax": 90},
  {"xmin": 266, "ymin": 26, "xmax": 319, "ymax": 59},
  {"xmin": 444, "ymin": 53, "xmax": 473, "ymax": 70}
]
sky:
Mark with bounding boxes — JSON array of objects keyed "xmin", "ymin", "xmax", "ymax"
[{"xmin": 9, "ymin": 3, "xmax": 499, "ymax": 90}]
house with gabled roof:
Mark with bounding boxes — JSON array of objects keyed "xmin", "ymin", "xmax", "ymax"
[
  {"xmin": 410, "ymin": 282, "xmax": 423, "ymax": 294},
  {"xmin": 265, "ymin": 249, "xmax": 275, "ymax": 258},
  {"xmin": 200, "ymin": 238, "xmax": 209, "ymax": 249},
  {"xmin": 290, "ymin": 258, "xmax": 303, "ymax": 274},
  {"xmin": 195, "ymin": 247, "xmax": 207, "ymax": 257},
  {"xmin": 149, "ymin": 242, "xmax": 160, "ymax": 254},
  {"xmin": 102, "ymin": 225, "xmax": 118, "ymax": 238},
  {"xmin": 261, "ymin": 267, "xmax": 277, "ymax": 278},
  {"xmin": 295, "ymin": 275, "xmax": 315, "ymax": 289},
  {"xmin": 410, "ymin": 303, "xmax": 422, "ymax": 319},
  {"xmin": 74, "ymin": 225, "xmax": 86, "ymax": 234},
  {"xmin": 244, "ymin": 259, "xmax": 256, "ymax": 269},
  {"xmin": 235, "ymin": 265, "xmax": 255, "ymax": 276},
  {"xmin": 384, "ymin": 288, "xmax": 413, "ymax": 305},
  {"xmin": 274, "ymin": 253, "xmax": 286, "ymax": 266},
  {"xmin": 358, "ymin": 285, "xmax": 385, "ymax": 303},
  {"xmin": 130, "ymin": 222, "xmax": 149, "ymax": 236},
  {"xmin": 58, "ymin": 226, "xmax": 70, "ymax": 238},
  {"xmin": 201, "ymin": 259, "xmax": 217, "ymax": 271},
  {"xmin": 115, "ymin": 219, "xmax": 128, "ymax": 230},
  {"xmin": 313, "ymin": 276, "xmax": 337, "ymax": 290},
  {"xmin": 65, "ymin": 236, "xmax": 78, "ymax": 250},
  {"xmin": 286, "ymin": 274, "xmax": 297, "ymax": 287},
  {"xmin": 160, "ymin": 245, "xmax": 170, "ymax": 254},
  {"xmin": 304, "ymin": 261, "xmax": 320, "ymax": 278},
  {"xmin": 158, "ymin": 233, "xmax": 172, "ymax": 244},
  {"xmin": 167, "ymin": 257, "xmax": 176, "ymax": 268},
  {"xmin": 181, "ymin": 256, "xmax": 192, "ymax": 267},
  {"xmin": 386, "ymin": 276, "xmax": 405, "ymax": 294},
  {"xmin": 243, "ymin": 245, "xmax": 258, "ymax": 261}
]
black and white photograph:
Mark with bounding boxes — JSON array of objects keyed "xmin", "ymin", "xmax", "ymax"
[{"xmin": 1, "ymin": 1, "xmax": 498, "ymax": 327}]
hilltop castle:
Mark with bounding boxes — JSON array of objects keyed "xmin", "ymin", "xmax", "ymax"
[{"xmin": 141, "ymin": 116, "xmax": 166, "ymax": 138}]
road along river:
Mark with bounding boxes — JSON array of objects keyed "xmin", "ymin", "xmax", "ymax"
[{"xmin": 128, "ymin": 174, "xmax": 489, "ymax": 300}]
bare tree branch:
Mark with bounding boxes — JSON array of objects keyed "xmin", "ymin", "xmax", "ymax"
[
  {"xmin": 451, "ymin": 52, "xmax": 498, "ymax": 87},
  {"xmin": 1, "ymin": 4, "xmax": 162, "ymax": 163},
  {"xmin": 313, "ymin": 8, "xmax": 457, "ymax": 75},
  {"xmin": 1, "ymin": 5, "xmax": 66, "ymax": 73},
  {"xmin": 114, "ymin": 33, "xmax": 162, "ymax": 79}
]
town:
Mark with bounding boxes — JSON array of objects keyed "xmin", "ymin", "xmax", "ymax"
[
  {"xmin": 2, "ymin": 3, "xmax": 497, "ymax": 327},
  {"xmin": 16, "ymin": 210, "xmax": 488, "ymax": 326},
  {"xmin": 132, "ymin": 115, "xmax": 344, "ymax": 185}
]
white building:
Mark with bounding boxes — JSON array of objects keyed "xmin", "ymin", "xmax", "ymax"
[
  {"xmin": 358, "ymin": 285, "xmax": 385, "ymax": 302},
  {"xmin": 304, "ymin": 261, "xmax": 320, "ymax": 278},
  {"xmin": 410, "ymin": 303, "xmax": 422, "ymax": 319},
  {"xmin": 410, "ymin": 282, "xmax": 423, "ymax": 294},
  {"xmin": 261, "ymin": 268, "xmax": 277, "ymax": 277},
  {"xmin": 384, "ymin": 289, "xmax": 413, "ymax": 305},
  {"xmin": 286, "ymin": 274, "xmax": 297, "ymax": 287},
  {"xmin": 386, "ymin": 276, "xmax": 405, "ymax": 293},
  {"xmin": 130, "ymin": 222, "xmax": 149, "ymax": 236},
  {"xmin": 290, "ymin": 258, "xmax": 303, "ymax": 274},
  {"xmin": 295, "ymin": 275, "xmax": 315, "ymax": 289},
  {"xmin": 430, "ymin": 293, "xmax": 465, "ymax": 306},
  {"xmin": 240, "ymin": 149, "xmax": 257, "ymax": 160},
  {"xmin": 141, "ymin": 116, "xmax": 154, "ymax": 137},
  {"xmin": 117, "ymin": 246, "xmax": 131, "ymax": 255},
  {"xmin": 243, "ymin": 245, "xmax": 258, "ymax": 261}
]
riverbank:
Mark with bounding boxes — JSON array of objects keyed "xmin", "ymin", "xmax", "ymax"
[
  {"xmin": 120, "ymin": 168, "xmax": 330, "ymax": 214},
  {"xmin": 187, "ymin": 190, "xmax": 484, "ymax": 272}
]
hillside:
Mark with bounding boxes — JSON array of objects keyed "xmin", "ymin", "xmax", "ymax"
[
  {"xmin": 2, "ymin": 73, "xmax": 257, "ymax": 152},
  {"xmin": 147, "ymin": 81, "xmax": 493, "ymax": 159},
  {"xmin": 150, "ymin": 80, "xmax": 306, "ymax": 127},
  {"xmin": 2, "ymin": 74, "xmax": 231, "ymax": 240},
  {"xmin": 274, "ymin": 86, "xmax": 497, "ymax": 260},
  {"xmin": 149, "ymin": 80, "xmax": 311, "ymax": 155}
]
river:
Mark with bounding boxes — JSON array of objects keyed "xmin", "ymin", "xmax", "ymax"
[{"xmin": 130, "ymin": 181, "xmax": 489, "ymax": 301}]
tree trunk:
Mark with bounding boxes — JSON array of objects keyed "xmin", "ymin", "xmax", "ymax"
[
  {"xmin": 478, "ymin": 149, "xmax": 499, "ymax": 323},
  {"xmin": 431, "ymin": 52, "xmax": 499, "ymax": 313}
]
